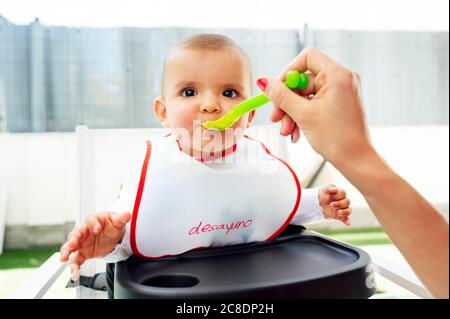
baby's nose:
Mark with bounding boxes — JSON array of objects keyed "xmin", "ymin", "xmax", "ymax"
[{"xmin": 200, "ymin": 103, "xmax": 221, "ymax": 113}]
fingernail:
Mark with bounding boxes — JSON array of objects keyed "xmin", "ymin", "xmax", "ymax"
[{"xmin": 256, "ymin": 77, "xmax": 269, "ymax": 92}]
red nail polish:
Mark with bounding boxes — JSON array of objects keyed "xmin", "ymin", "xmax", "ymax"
[{"xmin": 256, "ymin": 78, "xmax": 269, "ymax": 92}]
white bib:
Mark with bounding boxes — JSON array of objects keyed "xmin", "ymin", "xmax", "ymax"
[{"xmin": 130, "ymin": 135, "xmax": 301, "ymax": 258}]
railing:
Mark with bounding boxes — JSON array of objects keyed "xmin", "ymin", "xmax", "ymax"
[{"xmin": 9, "ymin": 253, "xmax": 68, "ymax": 299}]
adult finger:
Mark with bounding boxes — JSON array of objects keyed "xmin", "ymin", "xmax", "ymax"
[
  {"xmin": 291, "ymin": 125, "xmax": 301, "ymax": 143},
  {"xmin": 280, "ymin": 113, "xmax": 295, "ymax": 136},
  {"xmin": 278, "ymin": 47, "xmax": 334, "ymax": 80}
]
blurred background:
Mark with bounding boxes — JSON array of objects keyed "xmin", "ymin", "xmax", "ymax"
[{"xmin": 0, "ymin": 0, "xmax": 448, "ymax": 298}]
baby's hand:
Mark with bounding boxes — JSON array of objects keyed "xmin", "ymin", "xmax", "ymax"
[
  {"xmin": 319, "ymin": 185, "xmax": 351, "ymax": 226},
  {"xmin": 59, "ymin": 211, "xmax": 132, "ymax": 280}
]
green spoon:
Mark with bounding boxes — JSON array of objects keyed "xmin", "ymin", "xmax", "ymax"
[{"xmin": 202, "ymin": 70, "xmax": 309, "ymax": 131}]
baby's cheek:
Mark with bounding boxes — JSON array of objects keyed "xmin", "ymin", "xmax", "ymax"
[
  {"xmin": 168, "ymin": 104, "xmax": 197, "ymax": 130},
  {"xmin": 166, "ymin": 105, "xmax": 198, "ymax": 151},
  {"xmin": 234, "ymin": 116, "xmax": 249, "ymax": 129}
]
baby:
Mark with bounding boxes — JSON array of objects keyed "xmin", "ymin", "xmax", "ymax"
[{"xmin": 60, "ymin": 34, "xmax": 351, "ymax": 280}]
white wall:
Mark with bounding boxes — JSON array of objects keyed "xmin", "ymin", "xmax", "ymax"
[{"xmin": 0, "ymin": 132, "xmax": 76, "ymax": 225}]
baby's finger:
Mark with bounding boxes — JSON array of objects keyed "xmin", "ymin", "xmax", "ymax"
[
  {"xmin": 85, "ymin": 215, "xmax": 103, "ymax": 235},
  {"xmin": 331, "ymin": 198, "xmax": 351, "ymax": 210},
  {"xmin": 70, "ymin": 226, "xmax": 90, "ymax": 251},
  {"xmin": 60, "ymin": 225, "xmax": 90, "ymax": 262},
  {"xmin": 60, "ymin": 234, "xmax": 82, "ymax": 262},
  {"xmin": 59, "ymin": 243, "xmax": 72, "ymax": 262},
  {"xmin": 338, "ymin": 208, "xmax": 352, "ymax": 217},
  {"xmin": 70, "ymin": 252, "xmax": 86, "ymax": 281},
  {"xmin": 70, "ymin": 225, "xmax": 90, "ymax": 246},
  {"xmin": 110, "ymin": 211, "xmax": 132, "ymax": 230},
  {"xmin": 78, "ymin": 225, "xmax": 89, "ymax": 242},
  {"xmin": 325, "ymin": 184, "xmax": 338, "ymax": 195},
  {"xmin": 337, "ymin": 208, "xmax": 352, "ymax": 226},
  {"xmin": 66, "ymin": 226, "xmax": 82, "ymax": 241},
  {"xmin": 71, "ymin": 263, "xmax": 80, "ymax": 281},
  {"xmin": 330, "ymin": 188, "xmax": 347, "ymax": 200},
  {"xmin": 341, "ymin": 217, "xmax": 351, "ymax": 226},
  {"xmin": 64, "ymin": 229, "xmax": 83, "ymax": 252}
]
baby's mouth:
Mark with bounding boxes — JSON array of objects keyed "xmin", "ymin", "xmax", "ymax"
[{"xmin": 198, "ymin": 119, "xmax": 220, "ymax": 128}]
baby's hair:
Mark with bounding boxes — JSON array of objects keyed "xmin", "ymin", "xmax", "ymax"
[
  {"xmin": 161, "ymin": 33, "xmax": 252, "ymax": 97},
  {"xmin": 176, "ymin": 33, "xmax": 248, "ymax": 52}
]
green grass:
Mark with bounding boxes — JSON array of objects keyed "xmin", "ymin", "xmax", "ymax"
[
  {"xmin": 374, "ymin": 288, "xmax": 387, "ymax": 294},
  {"xmin": 319, "ymin": 227, "xmax": 392, "ymax": 246},
  {"xmin": 0, "ymin": 247, "xmax": 74, "ymax": 299},
  {"xmin": 0, "ymin": 246, "xmax": 60, "ymax": 270},
  {"xmin": 321, "ymin": 226, "xmax": 385, "ymax": 235}
]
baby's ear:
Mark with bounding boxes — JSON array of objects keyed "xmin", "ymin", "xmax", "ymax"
[
  {"xmin": 246, "ymin": 110, "xmax": 256, "ymax": 128},
  {"xmin": 153, "ymin": 97, "xmax": 169, "ymax": 127}
]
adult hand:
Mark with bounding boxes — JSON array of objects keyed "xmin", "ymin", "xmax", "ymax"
[{"xmin": 256, "ymin": 47, "xmax": 374, "ymax": 171}]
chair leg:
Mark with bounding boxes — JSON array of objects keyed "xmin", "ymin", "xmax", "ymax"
[{"xmin": 106, "ymin": 263, "xmax": 115, "ymax": 299}]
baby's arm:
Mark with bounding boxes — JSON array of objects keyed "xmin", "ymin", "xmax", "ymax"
[
  {"xmin": 290, "ymin": 185, "xmax": 352, "ymax": 225},
  {"xmin": 290, "ymin": 187, "xmax": 325, "ymax": 225},
  {"xmin": 102, "ymin": 221, "xmax": 132, "ymax": 263},
  {"xmin": 101, "ymin": 167, "xmax": 141, "ymax": 263}
]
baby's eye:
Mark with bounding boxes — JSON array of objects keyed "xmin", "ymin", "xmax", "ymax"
[
  {"xmin": 223, "ymin": 89, "xmax": 238, "ymax": 98},
  {"xmin": 181, "ymin": 88, "xmax": 198, "ymax": 97}
]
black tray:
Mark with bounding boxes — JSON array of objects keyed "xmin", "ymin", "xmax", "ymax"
[{"xmin": 114, "ymin": 225, "xmax": 376, "ymax": 299}]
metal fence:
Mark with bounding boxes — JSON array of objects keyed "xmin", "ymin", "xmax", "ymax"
[{"xmin": 0, "ymin": 18, "xmax": 448, "ymax": 132}]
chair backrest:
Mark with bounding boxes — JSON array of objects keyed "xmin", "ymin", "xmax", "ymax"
[{"xmin": 76, "ymin": 125, "xmax": 167, "ymax": 298}]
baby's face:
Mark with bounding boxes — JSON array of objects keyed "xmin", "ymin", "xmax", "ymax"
[{"xmin": 155, "ymin": 48, "xmax": 253, "ymax": 157}]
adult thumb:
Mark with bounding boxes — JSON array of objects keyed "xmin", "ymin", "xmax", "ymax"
[{"xmin": 262, "ymin": 78, "xmax": 312, "ymax": 124}]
